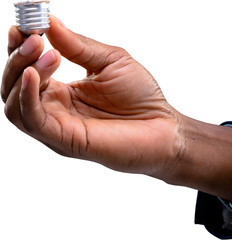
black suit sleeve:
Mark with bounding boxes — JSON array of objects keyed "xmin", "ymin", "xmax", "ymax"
[
  {"xmin": 195, "ymin": 191, "xmax": 232, "ymax": 239},
  {"xmin": 195, "ymin": 122, "xmax": 232, "ymax": 239}
]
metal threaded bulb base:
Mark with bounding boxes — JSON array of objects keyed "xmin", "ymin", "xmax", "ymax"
[{"xmin": 14, "ymin": 1, "xmax": 50, "ymax": 35}]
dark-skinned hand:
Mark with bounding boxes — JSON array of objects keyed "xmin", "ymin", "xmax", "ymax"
[{"xmin": 1, "ymin": 16, "xmax": 182, "ymax": 183}]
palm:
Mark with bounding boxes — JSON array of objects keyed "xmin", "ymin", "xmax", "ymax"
[
  {"xmin": 69, "ymin": 56, "xmax": 166, "ymax": 119},
  {"xmin": 40, "ymin": 56, "xmax": 177, "ymax": 174},
  {"xmin": 42, "ymin": 55, "xmax": 164, "ymax": 121}
]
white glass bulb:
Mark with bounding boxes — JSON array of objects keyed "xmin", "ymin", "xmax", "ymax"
[{"xmin": 13, "ymin": 0, "xmax": 50, "ymax": 35}]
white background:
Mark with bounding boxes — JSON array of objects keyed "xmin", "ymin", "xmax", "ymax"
[{"xmin": 0, "ymin": 0, "xmax": 232, "ymax": 239}]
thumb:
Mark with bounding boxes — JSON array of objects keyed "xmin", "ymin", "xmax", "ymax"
[{"xmin": 46, "ymin": 15, "xmax": 128, "ymax": 73}]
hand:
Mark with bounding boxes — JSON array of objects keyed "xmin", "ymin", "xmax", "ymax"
[{"xmin": 1, "ymin": 16, "xmax": 182, "ymax": 182}]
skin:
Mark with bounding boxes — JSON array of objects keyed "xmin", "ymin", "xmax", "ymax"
[{"xmin": 2, "ymin": 15, "xmax": 232, "ymax": 201}]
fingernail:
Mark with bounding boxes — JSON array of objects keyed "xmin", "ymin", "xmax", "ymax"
[
  {"xmin": 36, "ymin": 50, "xmax": 57, "ymax": 68},
  {"xmin": 19, "ymin": 35, "xmax": 38, "ymax": 56}
]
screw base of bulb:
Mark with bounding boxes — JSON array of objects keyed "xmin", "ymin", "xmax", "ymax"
[{"xmin": 14, "ymin": 1, "xmax": 50, "ymax": 35}]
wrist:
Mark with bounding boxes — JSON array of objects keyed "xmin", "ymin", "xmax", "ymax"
[
  {"xmin": 147, "ymin": 105, "xmax": 187, "ymax": 185},
  {"xmin": 173, "ymin": 114, "xmax": 232, "ymax": 201}
]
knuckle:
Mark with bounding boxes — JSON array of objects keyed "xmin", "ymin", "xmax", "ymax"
[
  {"xmin": 108, "ymin": 46, "xmax": 130, "ymax": 62},
  {"xmin": 103, "ymin": 46, "xmax": 131, "ymax": 67},
  {"xmin": 114, "ymin": 47, "xmax": 129, "ymax": 57}
]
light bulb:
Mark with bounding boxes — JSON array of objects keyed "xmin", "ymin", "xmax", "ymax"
[{"xmin": 13, "ymin": 0, "xmax": 50, "ymax": 35}]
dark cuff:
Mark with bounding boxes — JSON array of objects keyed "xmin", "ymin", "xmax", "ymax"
[
  {"xmin": 195, "ymin": 191, "xmax": 232, "ymax": 239},
  {"xmin": 195, "ymin": 122, "xmax": 232, "ymax": 239}
]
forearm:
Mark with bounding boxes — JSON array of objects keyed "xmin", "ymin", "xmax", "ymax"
[{"xmin": 174, "ymin": 114, "xmax": 232, "ymax": 201}]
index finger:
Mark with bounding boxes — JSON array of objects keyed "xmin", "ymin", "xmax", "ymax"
[{"xmin": 46, "ymin": 15, "xmax": 129, "ymax": 74}]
